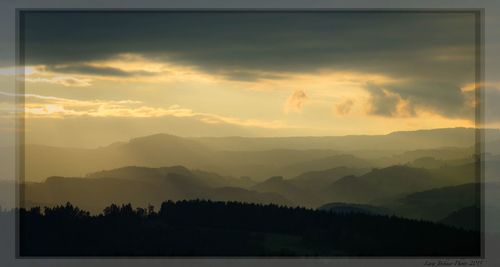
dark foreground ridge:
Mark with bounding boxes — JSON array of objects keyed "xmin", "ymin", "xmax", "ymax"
[{"xmin": 19, "ymin": 200, "xmax": 480, "ymax": 257}]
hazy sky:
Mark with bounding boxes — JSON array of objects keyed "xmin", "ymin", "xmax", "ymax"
[{"xmin": 2, "ymin": 11, "xmax": 482, "ymax": 147}]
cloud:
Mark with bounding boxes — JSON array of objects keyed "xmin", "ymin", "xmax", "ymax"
[
  {"xmin": 0, "ymin": 65, "xmax": 93, "ymax": 87},
  {"xmin": 24, "ymin": 76, "xmax": 92, "ymax": 87},
  {"xmin": 216, "ymin": 70, "xmax": 287, "ymax": 82},
  {"xmin": 4, "ymin": 92, "xmax": 294, "ymax": 129},
  {"xmin": 23, "ymin": 12, "xmax": 475, "ymax": 78},
  {"xmin": 335, "ymin": 99, "xmax": 354, "ymax": 115},
  {"xmin": 48, "ymin": 64, "xmax": 158, "ymax": 77},
  {"xmin": 284, "ymin": 89, "xmax": 308, "ymax": 114},
  {"xmin": 21, "ymin": 12, "xmax": 477, "ymax": 120},
  {"xmin": 365, "ymin": 83, "xmax": 415, "ymax": 117},
  {"xmin": 365, "ymin": 84, "xmax": 401, "ymax": 116},
  {"xmin": 377, "ymin": 81, "xmax": 472, "ymax": 120}
]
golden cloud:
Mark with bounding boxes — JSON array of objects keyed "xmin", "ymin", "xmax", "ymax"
[
  {"xmin": 335, "ymin": 99, "xmax": 354, "ymax": 115},
  {"xmin": 20, "ymin": 93, "xmax": 294, "ymax": 130},
  {"xmin": 284, "ymin": 89, "xmax": 308, "ymax": 114}
]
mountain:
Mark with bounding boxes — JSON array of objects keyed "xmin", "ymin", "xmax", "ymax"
[
  {"xmin": 24, "ymin": 134, "xmax": 218, "ymax": 182},
  {"xmin": 24, "ymin": 176, "xmax": 172, "ymax": 214},
  {"xmin": 439, "ymin": 206, "xmax": 480, "ymax": 231},
  {"xmin": 86, "ymin": 165, "xmax": 253, "ymax": 188},
  {"xmin": 365, "ymin": 147, "xmax": 475, "ymax": 168},
  {"xmin": 249, "ymin": 167, "xmax": 370, "ymax": 207},
  {"xmin": 385, "ymin": 183, "xmax": 479, "ymax": 222},
  {"xmin": 324, "ymin": 165, "xmax": 437, "ymax": 204},
  {"xmin": 430, "ymin": 163, "xmax": 477, "ymax": 186},
  {"xmin": 284, "ymin": 154, "xmax": 372, "ymax": 175},
  {"xmin": 211, "ymin": 149, "xmax": 340, "ymax": 180},
  {"xmin": 395, "ymin": 147, "xmax": 475, "ymax": 162},
  {"xmin": 251, "ymin": 176, "xmax": 321, "ymax": 207},
  {"xmin": 24, "ymin": 137, "xmax": 343, "ymax": 182},
  {"xmin": 191, "ymin": 127, "xmax": 493, "ymax": 151},
  {"xmin": 22, "ymin": 165, "xmax": 289, "ymax": 213},
  {"xmin": 21, "ymin": 128, "xmax": 488, "ymax": 182},
  {"xmin": 289, "ymin": 166, "xmax": 368, "ymax": 192},
  {"xmin": 409, "ymin": 157, "xmax": 449, "ymax": 169}
]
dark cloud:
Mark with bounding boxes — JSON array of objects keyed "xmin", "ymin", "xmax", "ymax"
[
  {"xmin": 365, "ymin": 81, "xmax": 475, "ymax": 120},
  {"xmin": 48, "ymin": 65, "xmax": 157, "ymax": 77},
  {"xmin": 22, "ymin": 12, "xmax": 476, "ymax": 75},
  {"xmin": 21, "ymin": 11, "xmax": 478, "ymax": 119},
  {"xmin": 365, "ymin": 83, "xmax": 401, "ymax": 116},
  {"xmin": 385, "ymin": 81, "xmax": 470, "ymax": 119}
]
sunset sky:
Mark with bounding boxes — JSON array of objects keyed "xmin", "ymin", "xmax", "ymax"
[{"xmin": 1, "ymin": 11, "xmax": 482, "ymax": 147}]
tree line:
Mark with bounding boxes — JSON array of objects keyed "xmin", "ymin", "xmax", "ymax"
[{"xmin": 19, "ymin": 199, "xmax": 480, "ymax": 256}]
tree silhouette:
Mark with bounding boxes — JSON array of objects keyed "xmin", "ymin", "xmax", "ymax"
[{"xmin": 18, "ymin": 199, "xmax": 480, "ymax": 257}]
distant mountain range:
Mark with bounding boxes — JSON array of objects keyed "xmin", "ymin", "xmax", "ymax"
[
  {"xmin": 23, "ymin": 161, "xmax": 478, "ymax": 213},
  {"xmin": 19, "ymin": 127, "xmax": 490, "ymax": 182},
  {"xmin": 384, "ymin": 183, "xmax": 480, "ymax": 222},
  {"xmin": 190, "ymin": 127, "xmax": 491, "ymax": 151},
  {"xmin": 23, "ymin": 165, "xmax": 290, "ymax": 214},
  {"xmin": 11, "ymin": 127, "xmax": 496, "ymax": 231}
]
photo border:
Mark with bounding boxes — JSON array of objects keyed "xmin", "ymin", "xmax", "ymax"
[{"xmin": 14, "ymin": 8, "xmax": 486, "ymax": 260}]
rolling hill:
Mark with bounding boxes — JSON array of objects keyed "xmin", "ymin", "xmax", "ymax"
[
  {"xmin": 22, "ymin": 165, "xmax": 290, "ymax": 213},
  {"xmin": 251, "ymin": 176, "xmax": 322, "ymax": 207},
  {"xmin": 191, "ymin": 127, "xmax": 486, "ymax": 151},
  {"xmin": 289, "ymin": 166, "xmax": 368, "ymax": 192},
  {"xmin": 384, "ymin": 183, "xmax": 479, "ymax": 222},
  {"xmin": 324, "ymin": 165, "xmax": 437, "ymax": 204},
  {"xmin": 21, "ymin": 128, "xmax": 487, "ymax": 182}
]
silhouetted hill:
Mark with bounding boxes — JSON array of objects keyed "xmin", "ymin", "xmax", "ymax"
[
  {"xmin": 396, "ymin": 147, "xmax": 475, "ymax": 162},
  {"xmin": 24, "ymin": 177, "xmax": 169, "ymax": 214},
  {"xmin": 214, "ymin": 149, "xmax": 340, "ymax": 179},
  {"xmin": 440, "ymin": 206, "xmax": 480, "ymax": 231},
  {"xmin": 385, "ymin": 183, "xmax": 479, "ymax": 222},
  {"xmin": 24, "ymin": 143, "xmax": 342, "ymax": 182},
  {"xmin": 22, "ymin": 128, "xmax": 488, "ymax": 182},
  {"xmin": 359, "ymin": 147, "xmax": 475, "ymax": 170},
  {"xmin": 118, "ymin": 134, "xmax": 217, "ymax": 167},
  {"xmin": 19, "ymin": 200, "xmax": 480, "ymax": 256},
  {"xmin": 86, "ymin": 165, "xmax": 253, "ymax": 188},
  {"xmin": 325, "ymin": 165, "xmax": 437, "ymax": 204},
  {"xmin": 430, "ymin": 163, "xmax": 477, "ymax": 186},
  {"xmin": 192, "ymin": 127, "xmax": 491, "ymax": 151},
  {"xmin": 409, "ymin": 157, "xmax": 449, "ymax": 169},
  {"xmin": 24, "ymin": 134, "xmax": 217, "ymax": 182},
  {"xmin": 284, "ymin": 154, "xmax": 371, "ymax": 175},
  {"xmin": 252, "ymin": 176, "xmax": 321, "ymax": 207},
  {"xmin": 290, "ymin": 166, "xmax": 368, "ymax": 192},
  {"xmin": 23, "ymin": 170, "xmax": 289, "ymax": 213}
]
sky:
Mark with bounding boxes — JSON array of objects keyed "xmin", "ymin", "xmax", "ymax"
[{"xmin": 0, "ymin": 11, "xmax": 482, "ymax": 147}]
